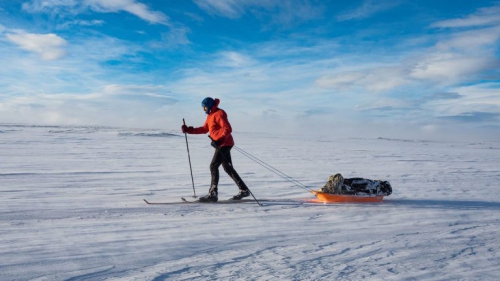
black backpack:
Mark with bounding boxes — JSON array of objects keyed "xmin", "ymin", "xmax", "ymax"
[{"xmin": 320, "ymin": 173, "xmax": 392, "ymax": 196}]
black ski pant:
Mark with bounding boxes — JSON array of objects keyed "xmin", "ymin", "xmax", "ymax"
[{"xmin": 209, "ymin": 146, "xmax": 248, "ymax": 193}]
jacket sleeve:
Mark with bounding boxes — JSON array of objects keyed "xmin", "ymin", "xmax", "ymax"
[{"xmin": 190, "ymin": 120, "xmax": 209, "ymax": 134}]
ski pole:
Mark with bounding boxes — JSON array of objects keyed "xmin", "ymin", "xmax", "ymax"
[
  {"xmin": 208, "ymin": 136, "xmax": 262, "ymax": 206},
  {"xmin": 183, "ymin": 119, "xmax": 197, "ymax": 198}
]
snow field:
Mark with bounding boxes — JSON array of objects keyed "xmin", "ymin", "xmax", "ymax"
[{"xmin": 1, "ymin": 124, "xmax": 499, "ymax": 280}]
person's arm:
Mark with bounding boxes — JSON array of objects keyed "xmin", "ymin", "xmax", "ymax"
[{"xmin": 189, "ymin": 120, "xmax": 209, "ymax": 134}]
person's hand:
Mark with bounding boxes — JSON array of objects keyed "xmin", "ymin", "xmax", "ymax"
[
  {"xmin": 211, "ymin": 140, "xmax": 220, "ymax": 149},
  {"xmin": 181, "ymin": 125, "xmax": 193, "ymax": 133}
]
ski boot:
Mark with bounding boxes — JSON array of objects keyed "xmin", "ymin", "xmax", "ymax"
[
  {"xmin": 198, "ymin": 186, "xmax": 218, "ymax": 203},
  {"xmin": 232, "ymin": 189, "xmax": 250, "ymax": 200}
]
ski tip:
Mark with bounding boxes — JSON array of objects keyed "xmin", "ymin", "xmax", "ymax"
[{"xmin": 143, "ymin": 199, "xmax": 151, "ymax": 204}]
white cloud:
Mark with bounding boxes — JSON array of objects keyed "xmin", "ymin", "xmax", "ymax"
[
  {"xmin": 56, "ymin": 19, "xmax": 105, "ymax": 29},
  {"xmin": 101, "ymin": 84, "xmax": 176, "ymax": 100},
  {"xmin": 435, "ymin": 26, "xmax": 500, "ymax": 51},
  {"xmin": 317, "ymin": 21, "xmax": 500, "ymax": 91},
  {"xmin": 336, "ymin": 0, "xmax": 400, "ymax": 21},
  {"xmin": 22, "ymin": 0, "xmax": 170, "ymax": 25},
  {"xmin": 194, "ymin": 0, "xmax": 242, "ymax": 19},
  {"xmin": 410, "ymin": 25, "xmax": 500, "ymax": 84},
  {"xmin": 363, "ymin": 67, "xmax": 409, "ymax": 92},
  {"xmin": 425, "ymin": 83, "xmax": 500, "ymax": 119},
  {"xmin": 0, "ymin": 83, "xmax": 178, "ymax": 127},
  {"xmin": 149, "ymin": 27, "xmax": 191, "ymax": 49},
  {"xmin": 315, "ymin": 67, "xmax": 409, "ymax": 92},
  {"xmin": 6, "ymin": 32, "xmax": 67, "ymax": 60},
  {"xmin": 85, "ymin": 0, "xmax": 169, "ymax": 25},
  {"xmin": 410, "ymin": 53, "xmax": 493, "ymax": 83},
  {"xmin": 216, "ymin": 51, "xmax": 256, "ymax": 68},
  {"xmin": 315, "ymin": 71, "xmax": 365, "ymax": 89},
  {"xmin": 431, "ymin": 5, "xmax": 500, "ymax": 28},
  {"xmin": 193, "ymin": 0, "xmax": 323, "ymax": 25}
]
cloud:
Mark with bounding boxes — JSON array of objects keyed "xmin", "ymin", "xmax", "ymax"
[
  {"xmin": 336, "ymin": 0, "xmax": 400, "ymax": 21},
  {"xmin": 409, "ymin": 53, "xmax": 494, "ymax": 83},
  {"xmin": 315, "ymin": 66, "xmax": 409, "ymax": 92},
  {"xmin": 435, "ymin": 26, "xmax": 500, "ymax": 51},
  {"xmin": 21, "ymin": 0, "xmax": 79, "ymax": 14},
  {"xmin": 22, "ymin": 0, "xmax": 170, "ymax": 25},
  {"xmin": 302, "ymin": 108, "xmax": 330, "ymax": 116},
  {"xmin": 0, "ymin": 83, "xmax": 178, "ymax": 127},
  {"xmin": 426, "ymin": 83, "xmax": 500, "ymax": 121},
  {"xmin": 215, "ymin": 51, "xmax": 256, "ymax": 68},
  {"xmin": 428, "ymin": 92, "xmax": 462, "ymax": 101},
  {"xmin": 316, "ymin": 22, "xmax": 500, "ymax": 92},
  {"xmin": 149, "ymin": 26, "xmax": 191, "ymax": 49},
  {"xmin": 431, "ymin": 5, "xmax": 500, "ymax": 28},
  {"xmin": 56, "ymin": 19, "xmax": 105, "ymax": 29},
  {"xmin": 315, "ymin": 71, "xmax": 365, "ymax": 89},
  {"xmin": 6, "ymin": 32, "xmax": 67, "ymax": 60},
  {"xmin": 194, "ymin": 0, "xmax": 242, "ymax": 19},
  {"xmin": 439, "ymin": 111, "xmax": 500, "ymax": 123},
  {"xmin": 410, "ymin": 25, "xmax": 500, "ymax": 84},
  {"xmin": 193, "ymin": 0, "xmax": 323, "ymax": 26},
  {"xmin": 85, "ymin": 0, "xmax": 169, "ymax": 25},
  {"xmin": 101, "ymin": 84, "xmax": 177, "ymax": 104}
]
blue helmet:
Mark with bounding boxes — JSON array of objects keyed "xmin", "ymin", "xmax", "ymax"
[{"xmin": 201, "ymin": 97, "xmax": 215, "ymax": 114}]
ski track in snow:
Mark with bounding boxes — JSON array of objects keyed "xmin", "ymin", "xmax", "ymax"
[{"xmin": 1, "ymin": 124, "xmax": 499, "ymax": 280}]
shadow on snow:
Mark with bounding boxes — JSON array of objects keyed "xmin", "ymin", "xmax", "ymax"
[{"xmin": 384, "ymin": 198, "xmax": 500, "ymax": 211}]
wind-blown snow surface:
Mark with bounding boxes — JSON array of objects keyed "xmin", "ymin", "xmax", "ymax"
[{"xmin": 1, "ymin": 124, "xmax": 499, "ymax": 281}]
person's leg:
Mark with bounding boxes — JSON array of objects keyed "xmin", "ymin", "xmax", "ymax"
[
  {"xmin": 198, "ymin": 148, "xmax": 224, "ymax": 202},
  {"xmin": 219, "ymin": 147, "xmax": 250, "ymax": 200},
  {"xmin": 209, "ymin": 148, "xmax": 224, "ymax": 193}
]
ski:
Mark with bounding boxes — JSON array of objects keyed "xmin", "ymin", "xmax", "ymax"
[
  {"xmin": 143, "ymin": 198, "xmax": 256, "ymax": 205},
  {"xmin": 143, "ymin": 199, "xmax": 184, "ymax": 205},
  {"xmin": 181, "ymin": 197, "xmax": 259, "ymax": 204},
  {"xmin": 143, "ymin": 198, "xmax": 307, "ymax": 205}
]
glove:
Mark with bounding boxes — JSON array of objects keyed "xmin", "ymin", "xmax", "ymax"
[
  {"xmin": 181, "ymin": 125, "xmax": 193, "ymax": 134},
  {"xmin": 211, "ymin": 140, "xmax": 220, "ymax": 149}
]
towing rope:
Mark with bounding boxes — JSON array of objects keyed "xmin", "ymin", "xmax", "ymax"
[{"xmin": 233, "ymin": 146, "xmax": 313, "ymax": 192}]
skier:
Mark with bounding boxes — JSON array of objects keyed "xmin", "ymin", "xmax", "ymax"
[{"xmin": 181, "ymin": 97, "xmax": 250, "ymax": 202}]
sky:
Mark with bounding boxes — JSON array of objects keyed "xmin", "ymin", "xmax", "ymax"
[{"xmin": 0, "ymin": 0, "xmax": 499, "ymax": 140}]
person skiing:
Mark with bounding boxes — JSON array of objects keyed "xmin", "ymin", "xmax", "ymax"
[{"xmin": 181, "ymin": 97, "xmax": 250, "ymax": 202}]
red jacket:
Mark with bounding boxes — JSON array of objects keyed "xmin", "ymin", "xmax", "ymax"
[{"xmin": 190, "ymin": 99, "xmax": 235, "ymax": 147}]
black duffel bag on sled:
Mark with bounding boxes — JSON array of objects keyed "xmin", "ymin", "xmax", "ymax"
[{"xmin": 319, "ymin": 173, "xmax": 392, "ymax": 196}]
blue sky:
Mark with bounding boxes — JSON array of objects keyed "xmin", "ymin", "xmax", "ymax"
[{"xmin": 0, "ymin": 0, "xmax": 499, "ymax": 140}]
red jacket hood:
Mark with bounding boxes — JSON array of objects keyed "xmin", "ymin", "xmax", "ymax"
[{"xmin": 210, "ymin": 98, "xmax": 220, "ymax": 113}]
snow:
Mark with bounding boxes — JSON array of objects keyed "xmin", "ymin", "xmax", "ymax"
[{"xmin": 1, "ymin": 124, "xmax": 499, "ymax": 280}]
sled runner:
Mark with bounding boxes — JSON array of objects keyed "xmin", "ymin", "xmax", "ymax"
[{"xmin": 310, "ymin": 190, "xmax": 384, "ymax": 203}]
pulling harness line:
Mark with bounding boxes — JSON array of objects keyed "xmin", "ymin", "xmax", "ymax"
[{"xmin": 233, "ymin": 146, "xmax": 313, "ymax": 193}]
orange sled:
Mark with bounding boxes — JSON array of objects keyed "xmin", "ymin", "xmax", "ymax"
[{"xmin": 309, "ymin": 190, "xmax": 384, "ymax": 203}]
